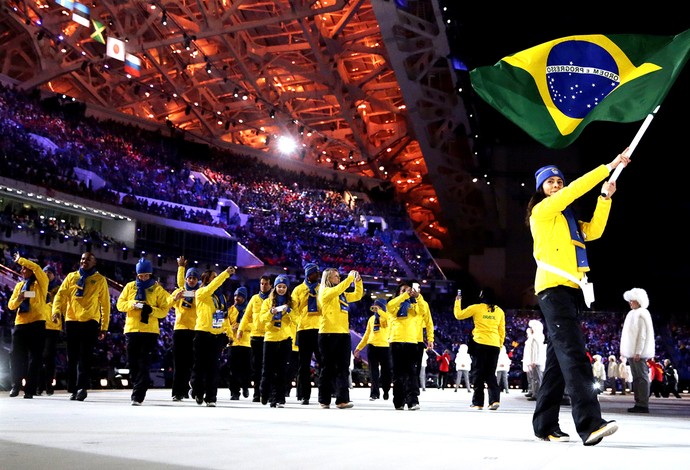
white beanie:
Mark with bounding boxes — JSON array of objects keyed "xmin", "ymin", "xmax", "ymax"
[{"xmin": 623, "ymin": 288, "xmax": 649, "ymax": 309}]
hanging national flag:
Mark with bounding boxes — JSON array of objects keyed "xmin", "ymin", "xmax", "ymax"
[
  {"xmin": 469, "ymin": 29, "xmax": 690, "ymax": 148},
  {"xmin": 124, "ymin": 53, "xmax": 142, "ymax": 77},
  {"xmin": 71, "ymin": 2, "xmax": 90, "ymax": 27},
  {"xmin": 106, "ymin": 36, "xmax": 126, "ymax": 61},
  {"xmin": 55, "ymin": 0, "xmax": 74, "ymax": 10},
  {"xmin": 90, "ymin": 19, "xmax": 106, "ymax": 45}
]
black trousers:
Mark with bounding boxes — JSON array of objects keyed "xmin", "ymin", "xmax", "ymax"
[
  {"xmin": 38, "ymin": 329, "xmax": 61, "ymax": 394},
  {"xmin": 250, "ymin": 336, "xmax": 264, "ymax": 399},
  {"xmin": 261, "ymin": 338, "xmax": 291, "ymax": 405},
  {"xmin": 391, "ymin": 342, "xmax": 419, "ymax": 408},
  {"xmin": 126, "ymin": 332, "xmax": 158, "ymax": 402},
  {"xmin": 296, "ymin": 328, "xmax": 320, "ymax": 401},
  {"xmin": 11, "ymin": 320, "xmax": 46, "ymax": 395},
  {"xmin": 65, "ymin": 320, "xmax": 99, "ymax": 393},
  {"xmin": 172, "ymin": 329, "xmax": 195, "ymax": 398},
  {"xmin": 191, "ymin": 331, "xmax": 227, "ymax": 404},
  {"xmin": 470, "ymin": 342, "xmax": 500, "ymax": 407},
  {"xmin": 317, "ymin": 333, "xmax": 351, "ymax": 406},
  {"xmin": 367, "ymin": 345, "xmax": 392, "ymax": 398},
  {"xmin": 228, "ymin": 345, "xmax": 252, "ymax": 397},
  {"xmin": 533, "ymin": 286, "xmax": 606, "ymax": 442}
]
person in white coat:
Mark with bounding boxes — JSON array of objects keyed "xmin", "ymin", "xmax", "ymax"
[
  {"xmin": 419, "ymin": 348, "xmax": 429, "ymax": 391},
  {"xmin": 606, "ymin": 355, "xmax": 620, "ymax": 395},
  {"xmin": 591, "ymin": 354, "xmax": 606, "ymax": 394},
  {"xmin": 523, "ymin": 319, "xmax": 545, "ymax": 401},
  {"xmin": 454, "ymin": 343, "xmax": 471, "ymax": 393},
  {"xmin": 620, "ymin": 287, "xmax": 655, "ymax": 413},
  {"xmin": 495, "ymin": 345, "xmax": 511, "ymax": 393}
]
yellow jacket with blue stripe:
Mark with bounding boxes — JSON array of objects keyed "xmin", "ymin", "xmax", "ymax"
[
  {"xmin": 53, "ymin": 269, "xmax": 110, "ymax": 331},
  {"xmin": 386, "ymin": 291, "xmax": 422, "ymax": 344},
  {"xmin": 8, "ymin": 257, "xmax": 49, "ymax": 325},
  {"xmin": 414, "ymin": 295, "xmax": 434, "ymax": 344},
  {"xmin": 193, "ymin": 271, "xmax": 232, "ymax": 338},
  {"xmin": 117, "ymin": 281, "xmax": 173, "ymax": 334},
  {"xmin": 317, "ymin": 273, "xmax": 363, "ymax": 334},
  {"xmin": 229, "ymin": 303, "xmax": 251, "ymax": 347},
  {"xmin": 238, "ymin": 292, "xmax": 268, "ymax": 339},
  {"xmin": 291, "ymin": 281, "xmax": 320, "ymax": 331},
  {"xmin": 355, "ymin": 313, "xmax": 390, "ymax": 351},
  {"xmin": 260, "ymin": 297, "xmax": 293, "ymax": 342},
  {"xmin": 530, "ymin": 164, "xmax": 612, "ymax": 294}
]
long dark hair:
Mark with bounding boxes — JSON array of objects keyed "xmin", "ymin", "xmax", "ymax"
[{"xmin": 525, "ymin": 190, "xmax": 547, "ymax": 227}]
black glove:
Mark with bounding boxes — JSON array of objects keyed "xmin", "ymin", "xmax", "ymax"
[{"xmin": 140, "ymin": 303, "xmax": 152, "ymax": 324}]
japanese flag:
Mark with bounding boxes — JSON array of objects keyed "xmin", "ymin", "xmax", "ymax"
[{"xmin": 106, "ymin": 37, "xmax": 125, "ymax": 61}]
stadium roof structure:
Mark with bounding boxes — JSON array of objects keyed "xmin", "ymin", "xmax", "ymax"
[{"xmin": 0, "ymin": 0, "xmax": 493, "ymax": 262}]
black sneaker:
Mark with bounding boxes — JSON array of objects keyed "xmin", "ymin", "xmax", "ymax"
[
  {"xmin": 537, "ymin": 430, "xmax": 570, "ymax": 442},
  {"xmin": 76, "ymin": 389, "xmax": 87, "ymax": 401},
  {"xmin": 9, "ymin": 388, "xmax": 19, "ymax": 398},
  {"xmin": 383, "ymin": 391, "xmax": 389, "ymax": 400},
  {"xmin": 584, "ymin": 421, "xmax": 618, "ymax": 446},
  {"xmin": 242, "ymin": 388, "xmax": 249, "ymax": 398},
  {"xmin": 627, "ymin": 406, "xmax": 649, "ymax": 413}
]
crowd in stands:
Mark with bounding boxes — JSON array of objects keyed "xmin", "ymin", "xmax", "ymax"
[{"xmin": 0, "ymin": 84, "xmax": 438, "ymax": 280}]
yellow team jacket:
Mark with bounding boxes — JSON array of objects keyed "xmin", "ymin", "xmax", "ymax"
[
  {"xmin": 414, "ymin": 294, "xmax": 434, "ymax": 345},
  {"xmin": 259, "ymin": 297, "xmax": 293, "ymax": 343},
  {"xmin": 386, "ymin": 291, "xmax": 422, "ymax": 344},
  {"xmin": 193, "ymin": 271, "xmax": 232, "ymax": 339},
  {"xmin": 8, "ymin": 257, "xmax": 49, "ymax": 325},
  {"xmin": 453, "ymin": 300, "xmax": 506, "ymax": 348},
  {"xmin": 170, "ymin": 285, "xmax": 198, "ymax": 331},
  {"xmin": 117, "ymin": 281, "xmax": 173, "ymax": 334},
  {"xmin": 317, "ymin": 273, "xmax": 363, "ymax": 334},
  {"xmin": 228, "ymin": 303, "xmax": 251, "ymax": 347},
  {"xmin": 53, "ymin": 269, "xmax": 111, "ymax": 332},
  {"xmin": 45, "ymin": 278, "xmax": 62, "ymax": 332},
  {"xmin": 355, "ymin": 313, "xmax": 390, "ymax": 352},
  {"xmin": 530, "ymin": 164, "xmax": 612, "ymax": 294},
  {"xmin": 238, "ymin": 292, "xmax": 268, "ymax": 339},
  {"xmin": 291, "ymin": 281, "xmax": 321, "ymax": 332}
]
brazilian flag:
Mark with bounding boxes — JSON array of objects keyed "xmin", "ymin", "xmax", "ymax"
[{"xmin": 470, "ymin": 29, "xmax": 690, "ymax": 148}]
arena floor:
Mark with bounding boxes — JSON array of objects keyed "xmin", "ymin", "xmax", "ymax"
[{"xmin": 1, "ymin": 386, "xmax": 688, "ymax": 469}]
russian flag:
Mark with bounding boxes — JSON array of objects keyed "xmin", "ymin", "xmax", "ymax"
[
  {"xmin": 72, "ymin": 2, "xmax": 90, "ymax": 27},
  {"xmin": 124, "ymin": 53, "xmax": 141, "ymax": 77}
]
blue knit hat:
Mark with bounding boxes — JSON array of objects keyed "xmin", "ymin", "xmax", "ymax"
[
  {"xmin": 234, "ymin": 286, "xmax": 248, "ymax": 298},
  {"xmin": 185, "ymin": 268, "xmax": 200, "ymax": 279},
  {"xmin": 43, "ymin": 265, "xmax": 57, "ymax": 276},
  {"xmin": 274, "ymin": 275, "xmax": 290, "ymax": 288},
  {"xmin": 535, "ymin": 165, "xmax": 565, "ymax": 191},
  {"xmin": 136, "ymin": 258, "xmax": 153, "ymax": 275},
  {"xmin": 304, "ymin": 263, "xmax": 319, "ymax": 278},
  {"xmin": 373, "ymin": 298, "xmax": 387, "ymax": 312}
]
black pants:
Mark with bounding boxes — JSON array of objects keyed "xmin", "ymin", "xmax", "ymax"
[
  {"xmin": 126, "ymin": 332, "xmax": 158, "ymax": 402},
  {"xmin": 296, "ymin": 328, "xmax": 320, "ymax": 401},
  {"xmin": 65, "ymin": 320, "xmax": 99, "ymax": 393},
  {"xmin": 470, "ymin": 342, "xmax": 500, "ymax": 406},
  {"xmin": 11, "ymin": 321, "xmax": 46, "ymax": 395},
  {"xmin": 229, "ymin": 345, "xmax": 252, "ymax": 397},
  {"xmin": 38, "ymin": 329, "xmax": 60, "ymax": 394},
  {"xmin": 172, "ymin": 329, "xmax": 195, "ymax": 398},
  {"xmin": 318, "ymin": 333, "xmax": 351, "ymax": 406},
  {"xmin": 191, "ymin": 331, "xmax": 227, "ymax": 404},
  {"xmin": 367, "ymin": 345, "xmax": 392, "ymax": 398},
  {"xmin": 261, "ymin": 338, "xmax": 291, "ymax": 405},
  {"xmin": 391, "ymin": 342, "xmax": 419, "ymax": 408},
  {"xmin": 533, "ymin": 287, "xmax": 606, "ymax": 442},
  {"xmin": 250, "ymin": 336, "xmax": 264, "ymax": 399}
]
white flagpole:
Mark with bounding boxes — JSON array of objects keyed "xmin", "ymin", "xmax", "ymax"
[{"xmin": 602, "ymin": 105, "xmax": 660, "ymax": 196}]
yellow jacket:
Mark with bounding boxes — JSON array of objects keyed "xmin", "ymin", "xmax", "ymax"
[
  {"xmin": 387, "ymin": 292, "xmax": 422, "ymax": 343},
  {"xmin": 228, "ymin": 303, "xmax": 251, "ymax": 347},
  {"xmin": 291, "ymin": 281, "xmax": 321, "ymax": 331},
  {"xmin": 117, "ymin": 281, "xmax": 173, "ymax": 334},
  {"xmin": 53, "ymin": 269, "xmax": 111, "ymax": 332},
  {"xmin": 259, "ymin": 297, "xmax": 293, "ymax": 342},
  {"xmin": 530, "ymin": 164, "xmax": 611, "ymax": 294},
  {"xmin": 170, "ymin": 286, "xmax": 198, "ymax": 330},
  {"xmin": 45, "ymin": 278, "xmax": 62, "ymax": 332},
  {"xmin": 238, "ymin": 292, "xmax": 269, "ymax": 339},
  {"xmin": 453, "ymin": 300, "xmax": 505, "ymax": 348},
  {"xmin": 414, "ymin": 295, "xmax": 434, "ymax": 344},
  {"xmin": 355, "ymin": 313, "xmax": 390, "ymax": 351},
  {"xmin": 193, "ymin": 271, "xmax": 232, "ymax": 338},
  {"xmin": 8, "ymin": 257, "xmax": 49, "ymax": 325},
  {"xmin": 317, "ymin": 273, "xmax": 363, "ymax": 334}
]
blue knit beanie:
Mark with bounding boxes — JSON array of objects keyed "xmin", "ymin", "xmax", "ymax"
[
  {"xmin": 274, "ymin": 274, "xmax": 290, "ymax": 288},
  {"xmin": 43, "ymin": 265, "xmax": 57, "ymax": 276},
  {"xmin": 185, "ymin": 268, "xmax": 200, "ymax": 279},
  {"xmin": 535, "ymin": 165, "xmax": 565, "ymax": 191},
  {"xmin": 304, "ymin": 263, "xmax": 319, "ymax": 278},
  {"xmin": 373, "ymin": 298, "xmax": 387, "ymax": 312},
  {"xmin": 136, "ymin": 258, "xmax": 153, "ymax": 275},
  {"xmin": 234, "ymin": 286, "xmax": 248, "ymax": 298}
]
